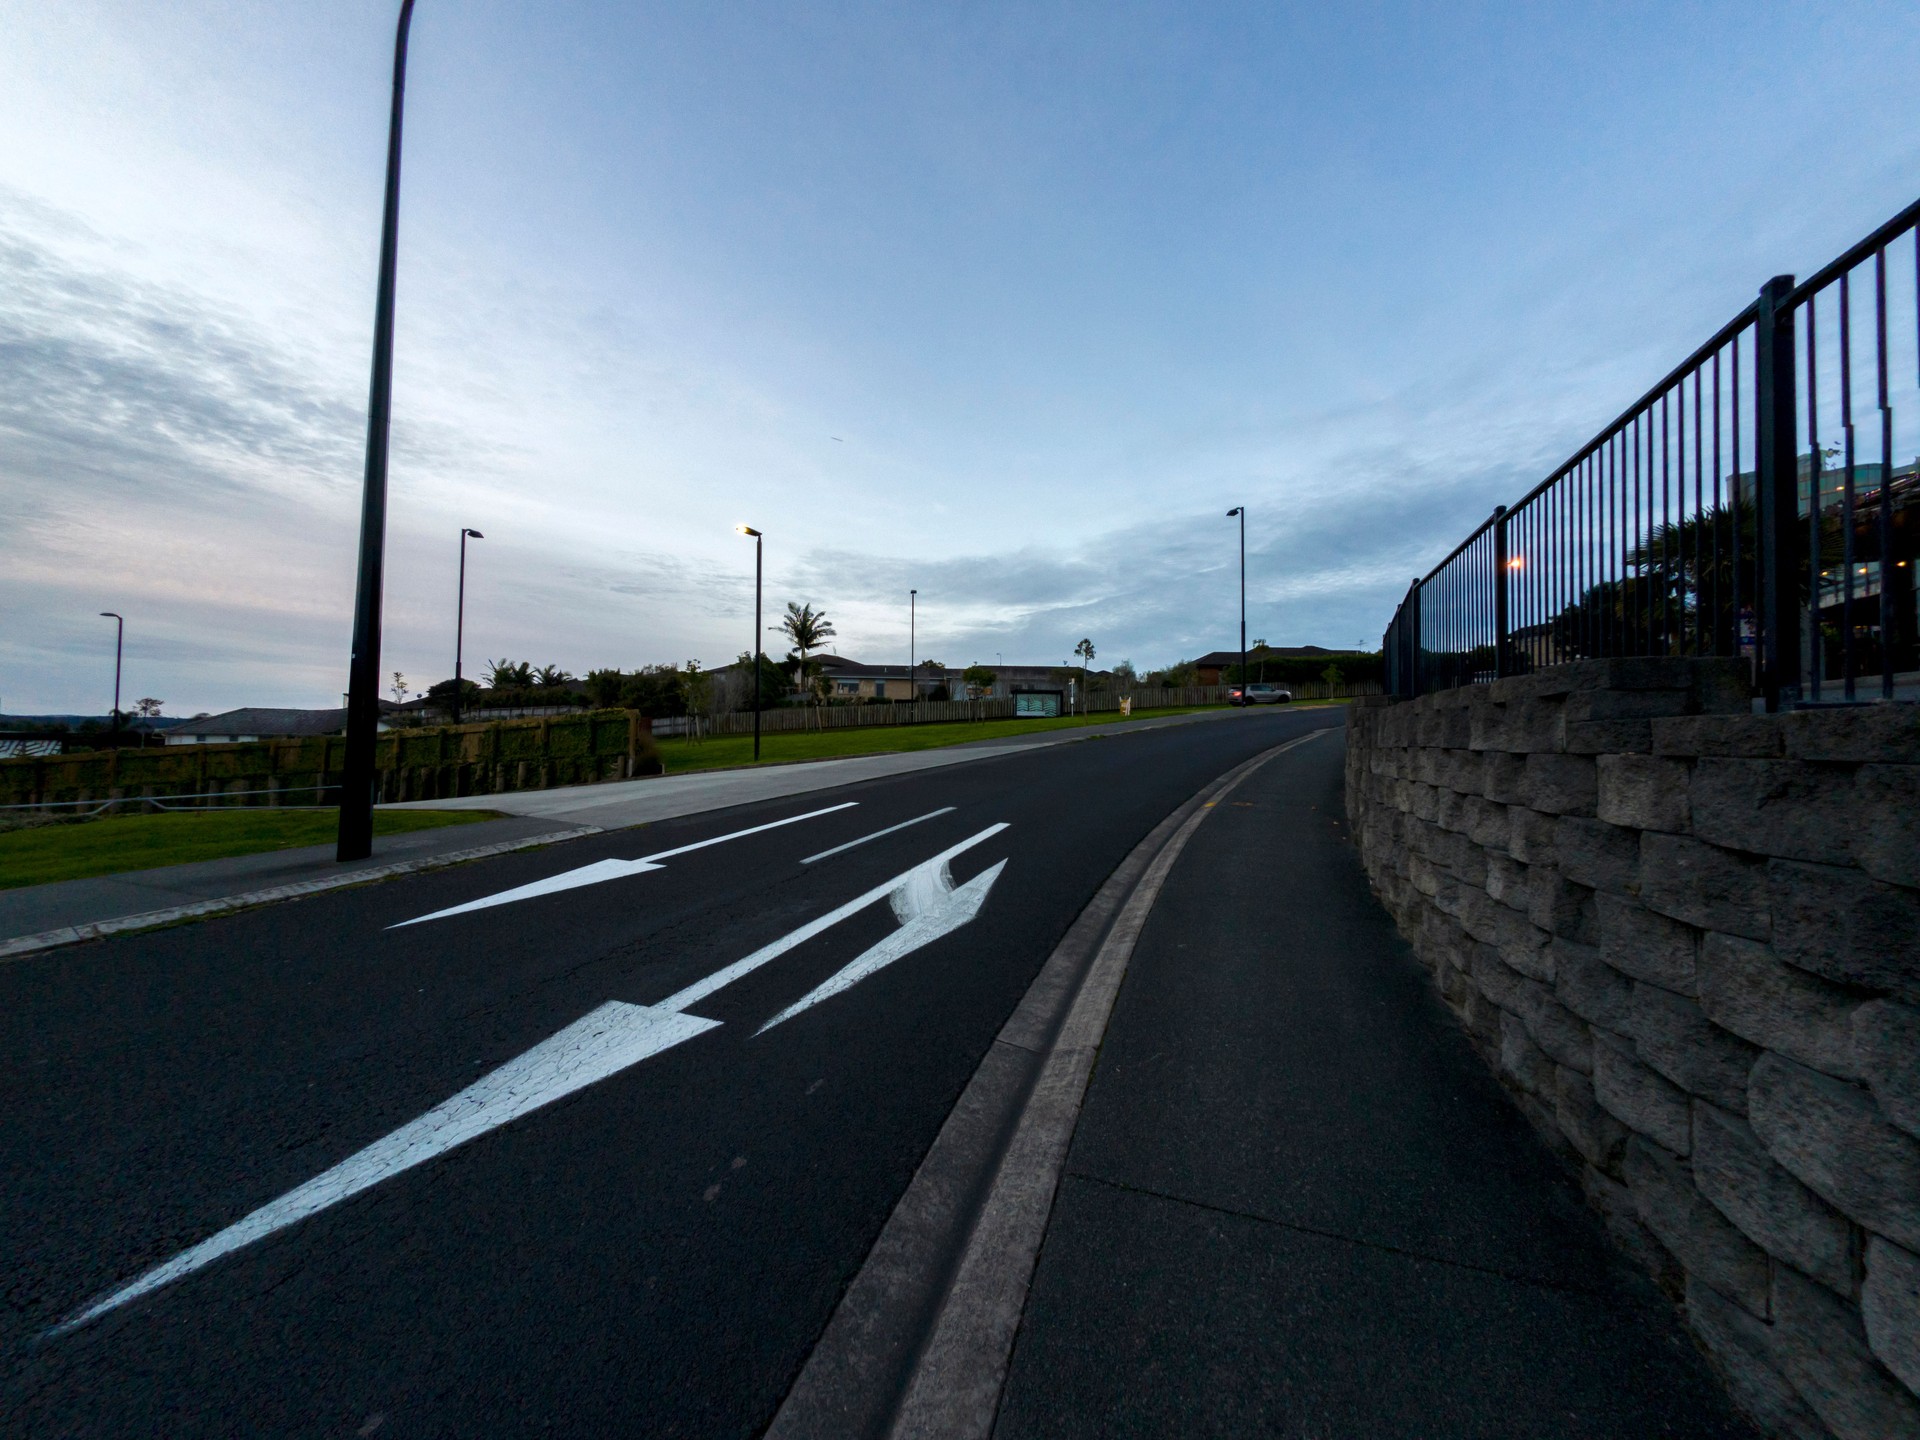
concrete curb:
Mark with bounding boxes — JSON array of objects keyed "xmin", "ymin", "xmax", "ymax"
[
  {"xmin": 0, "ymin": 826, "xmax": 602, "ymax": 962},
  {"xmin": 764, "ymin": 726, "xmax": 1331, "ymax": 1440}
]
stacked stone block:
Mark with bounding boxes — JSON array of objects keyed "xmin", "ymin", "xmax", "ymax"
[{"xmin": 1345, "ymin": 659, "xmax": 1920, "ymax": 1440}]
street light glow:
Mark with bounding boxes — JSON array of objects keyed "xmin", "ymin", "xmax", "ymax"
[{"xmin": 737, "ymin": 524, "xmax": 761, "ymax": 537}]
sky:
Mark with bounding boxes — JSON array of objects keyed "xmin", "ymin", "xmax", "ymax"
[{"xmin": 3, "ymin": 1, "xmax": 1918, "ymax": 715}]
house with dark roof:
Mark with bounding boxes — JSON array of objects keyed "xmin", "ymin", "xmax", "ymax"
[
  {"xmin": 1191, "ymin": 645, "xmax": 1338, "ymax": 685},
  {"xmin": 158, "ymin": 706, "xmax": 395, "ymax": 745}
]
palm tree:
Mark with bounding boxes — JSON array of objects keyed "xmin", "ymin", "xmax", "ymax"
[
  {"xmin": 1073, "ymin": 637, "xmax": 1096, "ymax": 714},
  {"xmin": 780, "ymin": 602, "xmax": 837, "ymax": 697}
]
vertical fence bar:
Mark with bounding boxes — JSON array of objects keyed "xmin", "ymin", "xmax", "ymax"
[
  {"xmin": 1807, "ymin": 288, "xmax": 1824, "ymax": 700},
  {"xmin": 1875, "ymin": 247, "xmax": 1895, "ymax": 699},
  {"xmin": 1712, "ymin": 351, "xmax": 1724, "ymax": 652},
  {"xmin": 1755, "ymin": 274, "xmax": 1800, "ymax": 711},
  {"xmin": 1840, "ymin": 269, "xmax": 1857, "ymax": 698},
  {"xmin": 1732, "ymin": 331, "xmax": 1745, "ymax": 677},
  {"xmin": 1493, "ymin": 507, "xmax": 1510, "ymax": 677},
  {"xmin": 1411, "ymin": 578, "xmax": 1422, "ymax": 696}
]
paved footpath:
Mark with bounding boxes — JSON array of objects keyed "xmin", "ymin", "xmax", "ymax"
[
  {"xmin": 990, "ymin": 733, "xmax": 1756, "ymax": 1438},
  {"xmin": 1, "ymin": 706, "xmax": 1255, "ymax": 948}
]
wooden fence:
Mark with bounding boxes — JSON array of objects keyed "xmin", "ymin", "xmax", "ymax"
[{"xmin": 667, "ymin": 681, "xmax": 1377, "ymax": 738}]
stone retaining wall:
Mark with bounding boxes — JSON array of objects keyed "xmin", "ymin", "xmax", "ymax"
[{"xmin": 1345, "ymin": 659, "xmax": 1919, "ymax": 1440}]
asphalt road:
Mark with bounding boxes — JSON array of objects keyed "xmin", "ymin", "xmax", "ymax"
[{"xmin": 2, "ymin": 706, "xmax": 1331, "ymax": 1437}]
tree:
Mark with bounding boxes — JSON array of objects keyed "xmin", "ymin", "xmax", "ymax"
[
  {"xmin": 390, "ymin": 672, "xmax": 410, "ymax": 705},
  {"xmin": 614, "ymin": 665, "xmax": 686, "ymax": 717},
  {"xmin": 779, "ymin": 602, "xmax": 837, "ymax": 687},
  {"xmin": 427, "ymin": 677, "xmax": 480, "ymax": 712},
  {"xmin": 1112, "ymin": 659, "xmax": 1138, "ymax": 691},
  {"xmin": 917, "ymin": 659, "xmax": 944, "ymax": 703},
  {"xmin": 134, "ymin": 697, "xmax": 165, "ymax": 718},
  {"xmin": 535, "ymin": 664, "xmax": 575, "ymax": 688},
  {"xmin": 485, "ymin": 659, "xmax": 533, "ymax": 689},
  {"xmin": 584, "ymin": 668, "xmax": 625, "ymax": 708},
  {"xmin": 1320, "ymin": 663, "xmax": 1345, "ymax": 693},
  {"xmin": 681, "ymin": 661, "xmax": 712, "ymax": 740},
  {"xmin": 1073, "ymin": 638, "xmax": 1096, "ymax": 714},
  {"xmin": 735, "ymin": 651, "xmax": 793, "ymax": 710},
  {"xmin": 961, "ymin": 665, "xmax": 997, "ymax": 698}
]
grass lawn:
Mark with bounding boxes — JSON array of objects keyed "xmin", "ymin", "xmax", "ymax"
[
  {"xmin": 0, "ymin": 808, "xmax": 497, "ymax": 890},
  {"xmin": 654, "ymin": 701, "xmax": 1344, "ymax": 776}
]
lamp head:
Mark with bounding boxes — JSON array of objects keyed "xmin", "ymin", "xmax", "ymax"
[
  {"xmin": 99, "ymin": 611, "xmax": 120, "ymax": 620},
  {"xmin": 1226, "ymin": 506, "xmax": 1242, "ymax": 517},
  {"xmin": 736, "ymin": 525, "xmax": 761, "ymax": 538},
  {"xmin": 464, "ymin": 528, "xmax": 484, "ymax": 539}
]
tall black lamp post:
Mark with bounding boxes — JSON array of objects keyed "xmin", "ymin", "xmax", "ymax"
[
  {"xmin": 98, "ymin": 611, "xmax": 124, "ymax": 731},
  {"xmin": 738, "ymin": 526, "xmax": 763, "ymax": 760},
  {"xmin": 909, "ymin": 589, "xmax": 917, "ymax": 708},
  {"xmin": 452, "ymin": 526, "xmax": 483, "ymax": 723},
  {"xmin": 1226, "ymin": 506, "xmax": 1246, "ymax": 702},
  {"xmin": 338, "ymin": 0, "xmax": 418, "ymax": 862}
]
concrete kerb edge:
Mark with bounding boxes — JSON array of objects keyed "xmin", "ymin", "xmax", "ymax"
[
  {"xmin": 764, "ymin": 725, "xmax": 1333, "ymax": 1440},
  {"xmin": 0, "ymin": 826, "xmax": 603, "ymax": 962}
]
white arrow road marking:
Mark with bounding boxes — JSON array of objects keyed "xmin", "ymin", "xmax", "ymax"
[
  {"xmin": 49, "ymin": 1001, "xmax": 718, "ymax": 1337},
  {"xmin": 800, "ymin": 807, "xmax": 956, "ymax": 864},
  {"xmin": 657, "ymin": 824, "xmax": 1009, "ymax": 1014},
  {"xmin": 757, "ymin": 859, "xmax": 1006, "ymax": 1033},
  {"xmin": 390, "ymin": 801, "xmax": 860, "ymax": 928},
  {"xmin": 53, "ymin": 821, "xmax": 1010, "ymax": 1336}
]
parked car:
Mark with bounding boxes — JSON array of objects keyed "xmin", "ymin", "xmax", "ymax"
[{"xmin": 1229, "ymin": 682, "xmax": 1292, "ymax": 706}]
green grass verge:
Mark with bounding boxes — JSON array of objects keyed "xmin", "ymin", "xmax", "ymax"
[
  {"xmin": 0, "ymin": 808, "xmax": 497, "ymax": 890},
  {"xmin": 654, "ymin": 700, "xmax": 1344, "ymax": 777}
]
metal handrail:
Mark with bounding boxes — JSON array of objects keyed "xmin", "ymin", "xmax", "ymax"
[{"xmin": 1387, "ymin": 194, "xmax": 1920, "ymax": 709}]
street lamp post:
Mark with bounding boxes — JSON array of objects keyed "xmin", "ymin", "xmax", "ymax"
[
  {"xmin": 98, "ymin": 612, "xmax": 123, "ymax": 731},
  {"xmin": 738, "ymin": 526, "xmax": 763, "ymax": 760},
  {"xmin": 452, "ymin": 527, "xmax": 483, "ymax": 724},
  {"xmin": 338, "ymin": 0, "xmax": 419, "ymax": 862},
  {"xmin": 1226, "ymin": 507, "xmax": 1246, "ymax": 703},
  {"xmin": 909, "ymin": 589, "xmax": 918, "ymax": 710}
]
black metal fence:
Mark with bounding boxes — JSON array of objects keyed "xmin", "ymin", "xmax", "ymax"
[{"xmin": 1383, "ymin": 196, "xmax": 1920, "ymax": 709}]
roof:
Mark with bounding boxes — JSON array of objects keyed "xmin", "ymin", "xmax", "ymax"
[
  {"xmin": 159, "ymin": 707, "xmax": 351, "ymax": 738},
  {"xmin": 1191, "ymin": 645, "xmax": 1341, "ymax": 666}
]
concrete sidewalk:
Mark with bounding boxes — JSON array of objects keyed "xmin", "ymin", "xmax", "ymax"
[
  {"xmin": 0, "ymin": 706, "xmax": 1264, "ymax": 952},
  {"xmin": 0, "ymin": 813, "xmax": 587, "ymax": 949},
  {"xmin": 992, "ymin": 732, "xmax": 1755, "ymax": 1437},
  {"xmin": 387, "ymin": 704, "xmax": 1259, "ymax": 829}
]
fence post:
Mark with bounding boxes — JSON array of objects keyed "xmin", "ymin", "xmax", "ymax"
[
  {"xmin": 1409, "ymin": 579, "xmax": 1423, "ymax": 698},
  {"xmin": 1754, "ymin": 275, "xmax": 1800, "ymax": 711},
  {"xmin": 1492, "ymin": 506, "xmax": 1510, "ymax": 678}
]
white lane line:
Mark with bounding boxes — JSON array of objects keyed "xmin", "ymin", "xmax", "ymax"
[
  {"xmin": 49, "ymin": 1000, "xmax": 718, "ymax": 1336},
  {"xmin": 800, "ymin": 807, "xmax": 955, "ymax": 865},
  {"xmin": 390, "ymin": 801, "xmax": 860, "ymax": 928},
  {"xmin": 53, "ymin": 821, "xmax": 1012, "ymax": 1337},
  {"xmin": 657, "ymin": 824, "xmax": 1009, "ymax": 1014},
  {"xmin": 758, "ymin": 860, "xmax": 1006, "ymax": 1033}
]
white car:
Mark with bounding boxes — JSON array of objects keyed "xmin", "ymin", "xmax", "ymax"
[{"xmin": 1231, "ymin": 682, "xmax": 1292, "ymax": 705}]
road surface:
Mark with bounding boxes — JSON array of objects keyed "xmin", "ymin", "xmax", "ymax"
[{"xmin": 2, "ymin": 707, "xmax": 1329, "ymax": 1436}]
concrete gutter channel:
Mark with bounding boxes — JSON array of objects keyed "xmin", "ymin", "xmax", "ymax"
[{"xmin": 766, "ymin": 729, "xmax": 1332, "ymax": 1440}]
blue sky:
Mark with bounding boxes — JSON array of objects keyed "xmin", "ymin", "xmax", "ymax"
[{"xmin": 3, "ymin": 1, "xmax": 1918, "ymax": 713}]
